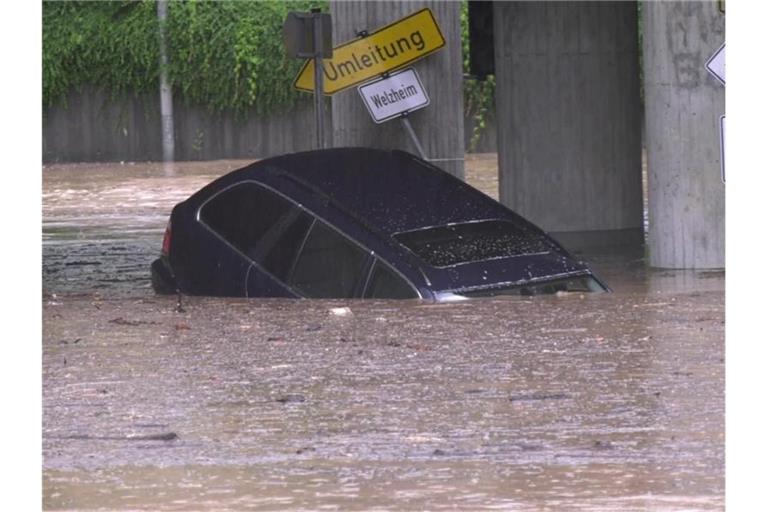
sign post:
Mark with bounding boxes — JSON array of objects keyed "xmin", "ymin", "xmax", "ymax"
[
  {"xmin": 290, "ymin": 8, "xmax": 449, "ymax": 164},
  {"xmin": 312, "ymin": 9, "xmax": 327, "ymax": 148},
  {"xmin": 357, "ymin": 68, "xmax": 430, "ymax": 159},
  {"xmin": 283, "ymin": 10, "xmax": 333, "ymax": 149},
  {"xmin": 705, "ymin": 43, "xmax": 725, "ymax": 182},
  {"xmin": 399, "ymin": 115, "xmax": 427, "ymax": 160},
  {"xmin": 720, "ymin": 115, "xmax": 725, "ymax": 183},
  {"xmin": 293, "ymin": 8, "xmax": 445, "ymax": 95},
  {"xmin": 357, "ymin": 68, "xmax": 429, "ymax": 123}
]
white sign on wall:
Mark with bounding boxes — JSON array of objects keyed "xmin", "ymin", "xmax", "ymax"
[
  {"xmin": 357, "ymin": 68, "xmax": 430, "ymax": 124},
  {"xmin": 720, "ymin": 115, "xmax": 725, "ymax": 183},
  {"xmin": 706, "ymin": 43, "xmax": 725, "ymax": 86}
]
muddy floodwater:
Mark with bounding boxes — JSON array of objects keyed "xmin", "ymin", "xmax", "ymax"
[{"xmin": 43, "ymin": 156, "xmax": 724, "ymax": 511}]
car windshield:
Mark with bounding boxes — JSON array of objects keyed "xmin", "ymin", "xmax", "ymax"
[
  {"xmin": 453, "ymin": 275, "xmax": 607, "ymax": 298},
  {"xmin": 394, "ymin": 220, "xmax": 552, "ymax": 268}
]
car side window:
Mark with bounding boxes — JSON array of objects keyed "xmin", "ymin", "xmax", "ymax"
[
  {"xmin": 364, "ymin": 261, "xmax": 418, "ymax": 299},
  {"xmin": 262, "ymin": 211, "xmax": 313, "ymax": 281},
  {"xmin": 289, "ymin": 220, "xmax": 368, "ymax": 298},
  {"xmin": 200, "ymin": 182, "xmax": 295, "ymax": 258}
]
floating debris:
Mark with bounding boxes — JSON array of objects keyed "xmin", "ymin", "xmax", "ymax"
[{"xmin": 275, "ymin": 394, "xmax": 306, "ymax": 404}]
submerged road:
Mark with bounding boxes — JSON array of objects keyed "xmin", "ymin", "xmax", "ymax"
[{"xmin": 42, "ymin": 156, "xmax": 724, "ymax": 511}]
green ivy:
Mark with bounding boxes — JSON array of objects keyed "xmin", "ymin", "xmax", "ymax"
[
  {"xmin": 43, "ymin": 0, "xmax": 326, "ymax": 116},
  {"xmin": 44, "ymin": 0, "xmax": 496, "ymax": 137},
  {"xmin": 43, "ymin": 1, "xmax": 161, "ymax": 106}
]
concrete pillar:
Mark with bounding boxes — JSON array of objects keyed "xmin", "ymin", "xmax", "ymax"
[
  {"xmin": 642, "ymin": 1, "xmax": 725, "ymax": 269},
  {"xmin": 493, "ymin": 1, "xmax": 643, "ymax": 249},
  {"xmin": 330, "ymin": 1, "xmax": 465, "ymax": 179}
]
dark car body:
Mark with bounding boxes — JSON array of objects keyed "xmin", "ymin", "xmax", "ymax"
[{"xmin": 152, "ymin": 148, "xmax": 608, "ymax": 301}]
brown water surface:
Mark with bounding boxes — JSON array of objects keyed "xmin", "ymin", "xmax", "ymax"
[{"xmin": 42, "ymin": 157, "xmax": 723, "ymax": 511}]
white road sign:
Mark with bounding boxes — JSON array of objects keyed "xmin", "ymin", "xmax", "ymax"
[
  {"xmin": 720, "ymin": 115, "xmax": 725, "ymax": 183},
  {"xmin": 358, "ymin": 68, "xmax": 429, "ymax": 124},
  {"xmin": 706, "ymin": 43, "xmax": 725, "ymax": 86}
]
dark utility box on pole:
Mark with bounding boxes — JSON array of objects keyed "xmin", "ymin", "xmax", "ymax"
[{"xmin": 283, "ymin": 11, "xmax": 332, "ymax": 59}]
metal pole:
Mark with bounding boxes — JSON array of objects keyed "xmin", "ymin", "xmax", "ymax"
[
  {"xmin": 157, "ymin": 0, "xmax": 174, "ymax": 163},
  {"xmin": 400, "ymin": 116, "xmax": 427, "ymax": 160},
  {"xmin": 312, "ymin": 11, "xmax": 326, "ymax": 149}
]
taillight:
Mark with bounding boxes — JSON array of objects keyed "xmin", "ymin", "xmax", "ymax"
[{"xmin": 161, "ymin": 220, "xmax": 172, "ymax": 256}]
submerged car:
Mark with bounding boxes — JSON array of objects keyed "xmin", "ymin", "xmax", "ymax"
[{"xmin": 151, "ymin": 148, "xmax": 608, "ymax": 300}]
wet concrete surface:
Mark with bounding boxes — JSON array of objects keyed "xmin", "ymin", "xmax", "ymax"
[{"xmin": 42, "ymin": 156, "xmax": 724, "ymax": 510}]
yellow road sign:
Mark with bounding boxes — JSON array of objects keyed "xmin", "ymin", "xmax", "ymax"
[{"xmin": 293, "ymin": 8, "xmax": 445, "ymax": 95}]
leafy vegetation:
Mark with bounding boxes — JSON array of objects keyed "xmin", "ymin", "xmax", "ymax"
[
  {"xmin": 43, "ymin": 1, "xmax": 161, "ymax": 107},
  {"xmin": 43, "ymin": 0, "xmax": 325, "ymax": 116},
  {"xmin": 43, "ymin": 0, "xmax": 495, "ymax": 142}
]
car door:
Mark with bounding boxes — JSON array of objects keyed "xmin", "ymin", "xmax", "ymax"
[
  {"xmin": 362, "ymin": 259, "xmax": 419, "ymax": 299},
  {"xmin": 286, "ymin": 218, "xmax": 371, "ymax": 298},
  {"xmin": 198, "ymin": 181, "xmax": 303, "ymax": 296},
  {"xmin": 244, "ymin": 206, "xmax": 314, "ymax": 298}
]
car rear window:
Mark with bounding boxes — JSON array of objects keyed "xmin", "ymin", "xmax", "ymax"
[{"xmin": 394, "ymin": 220, "xmax": 552, "ymax": 268}]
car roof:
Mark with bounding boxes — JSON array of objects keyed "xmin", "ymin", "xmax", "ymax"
[
  {"xmin": 186, "ymin": 148, "xmax": 592, "ymax": 294},
  {"xmin": 215, "ymin": 147, "xmax": 515, "ymax": 236}
]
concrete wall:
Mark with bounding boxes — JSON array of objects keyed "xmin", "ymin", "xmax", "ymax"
[
  {"xmin": 42, "ymin": 87, "xmax": 493, "ymax": 163},
  {"xmin": 493, "ymin": 1, "xmax": 643, "ymax": 248},
  {"xmin": 642, "ymin": 1, "xmax": 725, "ymax": 269},
  {"xmin": 329, "ymin": 1, "xmax": 465, "ymax": 179},
  {"xmin": 42, "ymin": 87, "xmax": 324, "ymax": 163}
]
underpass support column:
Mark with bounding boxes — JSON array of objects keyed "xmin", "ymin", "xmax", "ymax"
[
  {"xmin": 493, "ymin": 1, "xmax": 643, "ymax": 249},
  {"xmin": 642, "ymin": 1, "xmax": 725, "ymax": 268},
  {"xmin": 330, "ymin": 1, "xmax": 465, "ymax": 179}
]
